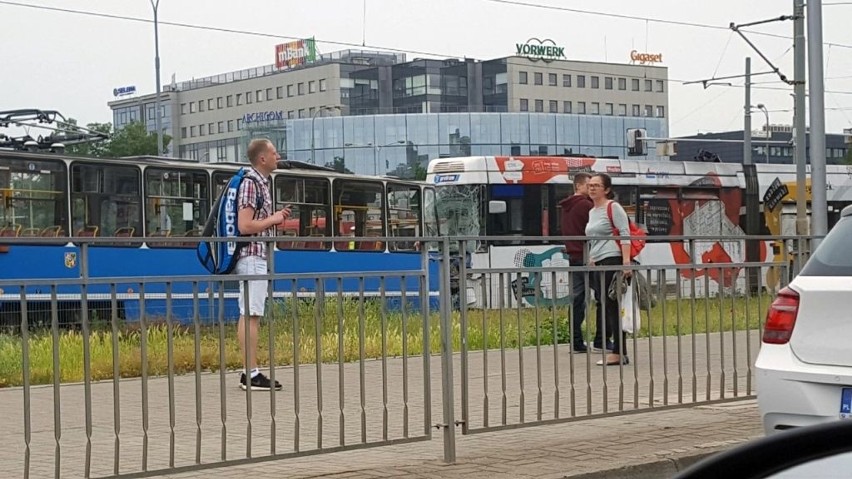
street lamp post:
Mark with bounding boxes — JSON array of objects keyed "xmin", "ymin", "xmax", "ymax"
[
  {"xmin": 150, "ymin": 0, "xmax": 163, "ymax": 156},
  {"xmin": 310, "ymin": 106, "xmax": 340, "ymax": 164},
  {"xmin": 756, "ymin": 104, "xmax": 770, "ymax": 163},
  {"xmin": 374, "ymin": 140, "xmax": 406, "ymax": 176}
]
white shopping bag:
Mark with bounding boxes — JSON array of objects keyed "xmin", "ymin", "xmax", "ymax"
[{"xmin": 620, "ymin": 280, "xmax": 641, "ymax": 334}]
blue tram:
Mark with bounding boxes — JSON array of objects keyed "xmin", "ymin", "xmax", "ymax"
[{"xmin": 0, "ymin": 150, "xmax": 440, "ymax": 324}]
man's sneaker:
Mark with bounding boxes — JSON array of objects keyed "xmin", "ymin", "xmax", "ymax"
[
  {"xmin": 591, "ymin": 341, "xmax": 614, "ymax": 353},
  {"xmin": 240, "ymin": 372, "xmax": 282, "ymax": 391},
  {"xmin": 572, "ymin": 343, "xmax": 588, "ymax": 353}
]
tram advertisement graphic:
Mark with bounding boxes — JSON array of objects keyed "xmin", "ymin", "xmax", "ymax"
[{"xmin": 509, "ymin": 247, "xmax": 572, "ymax": 307}]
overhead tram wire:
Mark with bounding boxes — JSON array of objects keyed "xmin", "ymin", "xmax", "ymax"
[{"xmin": 3, "ymin": 0, "xmax": 852, "ymax": 96}]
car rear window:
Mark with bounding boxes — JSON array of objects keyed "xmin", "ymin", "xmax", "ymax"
[{"xmin": 800, "ymin": 216, "xmax": 852, "ymax": 276}]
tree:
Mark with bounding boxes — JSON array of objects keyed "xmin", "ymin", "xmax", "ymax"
[
  {"xmin": 107, "ymin": 121, "xmax": 171, "ymax": 157},
  {"xmin": 63, "ymin": 119, "xmax": 112, "ymax": 158}
]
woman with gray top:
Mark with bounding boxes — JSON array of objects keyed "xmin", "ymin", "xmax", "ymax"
[{"xmin": 585, "ymin": 173, "xmax": 633, "ymax": 366}]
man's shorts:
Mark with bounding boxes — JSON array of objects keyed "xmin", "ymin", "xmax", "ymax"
[{"xmin": 234, "ymin": 256, "xmax": 268, "ymax": 317}]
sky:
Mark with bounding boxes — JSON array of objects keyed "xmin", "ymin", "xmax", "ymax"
[{"xmin": 2, "ymin": 0, "xmax": 852, "ymax": 139}]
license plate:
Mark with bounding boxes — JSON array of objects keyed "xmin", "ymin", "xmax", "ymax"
[{"xmin": 842, "ymin": 388, "xmax": 852, "ymax": 420}]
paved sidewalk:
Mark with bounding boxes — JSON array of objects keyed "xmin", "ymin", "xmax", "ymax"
[{"xmin": 159, "ymin": 399, "xmax": 763, "ymax": 479}]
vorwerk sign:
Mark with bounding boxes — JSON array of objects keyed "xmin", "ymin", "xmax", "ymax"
[
  {"xmin": 243, "ymin": 111, "xmax": 284, "ymax": 123},
  {"xmin": 516, "ymin": 38, "xmax": 565, "ymax": 62}
]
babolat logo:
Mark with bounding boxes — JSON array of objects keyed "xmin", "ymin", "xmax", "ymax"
[
  {"xmin": 516, "ymin": 38, "xmax": 565, "ymax": 62},
  {"xmin": 224, "ymin": 186, "xmax": 238, "ymax": 254}
]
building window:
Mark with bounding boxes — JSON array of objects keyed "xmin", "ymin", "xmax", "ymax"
[
  {"xmin": 656, "ymin": 105, "xmax": 666, "ymax": 118},
  {"xmin": 199, "ymin": 124, "xmax": 206, "ymax": 136},
  {"xmin": 549, "ymin": 100, "xmax": 558, "ymax": 113},
  {"xmin": 237, "ymin": 119, "xmax": 243, "ymax": 130},
  {"xmin": 288, "ymin": 110, "xmax": 294, "ymax": 119},
  {"xmin": 534, "ymin": 72, "xmax": 543, "ymax": 85},
  {"xmin": 656, "ymin": 80, "xmax": 665, "ymax": 92},
  {"xmin": 266, "ymin": 88, "xmax": 273, "ymax": 100},
  {"xmin": 632, "ymin": 104, "xmax": 640, "ymax": 116},
  {"xmin": 563, "ymin": 101, "xmax": 572, "ymax": 113},
  {"xmin": 246, "ymin": 91, "xmax": 253, "ymax": 104},
  {"xmin": 298, "ymin": 83, "xmax": 305, "ymax": 95},
  {"xmin": 227, "ymin": 120, "xmax": 234, "ymax": 132},
  {"xmin": 217, "ymin": 97, "xmax": 223, "ymax": 109},
  {"xmin": 534, "ymin": 99, "xmax": 544, "ymax": 112},
  {"xmin": 180, "ymin": 103, "xmax": 187, "ymax": 115},
  {"xmin": 618, "ymin": 104, "xmax": 627, "ymax": 116},
  {"xmin": 309, "ymin": 81, "xmax": 316, "ymax": 93},
  {"xmin": 605, "ymin": 103, "xmax": 614, "ymax": 115},
  {"xmin": 618, "ymin": 78, "xmax": 627, "ymax": 90},
  {"xmin": 645, "ymin": 80, "xmax": 653, "ymax": 92},
  {"xmin": 207, "ymin": 99, "xmax": 213, "ymax": 110},
  {"xmin": 577, "ymin": 101, "xmax": 586, "ymax": 114},
  {"xmin": 287, "ymin": 85, "xmax": 294, "ymax": 97},
  {"xmin": 275, "ymin": 86, "xmax": 283, "ymax": 99},
  {"xmin": 198, "ymin": 100, "xmax": 205, "ymax": 112},
  {"xmin": 591, "ymin": 76, "xmax": 599, "ymax": 89},
  {"xmin": 548, "ymin": 73, "xmax": 557, "ymax": 86},
  {"xmin": 180, "ymin": 127, "xmax": 187, "ymax": 139},
  {"xmin": 255, "ymin": 90, "xmax": 262, "ymax": 102},
  {"xmin": 519, "ymin": 71, "xmax": 528, "ymax": 84},
  {"xmin": 563, "ymin": 74, "xmax": 571, "ymax": 87},
  {"xmin": 189, "ymin": 102, "xmax": 196, "ymax": 113},
  {"xmin": 645, "ymin": 105, "xmax": 653, "ymax": 117},
  {"xmin": 218, "ymin": 121, "xmax": 224, "ymax": 134},
  {"xmin": 577, "ymin": 75, "xmax": 586, "ymax": 88},
  {"xmin": 605, "ymin": 77, "xmax": 613, "ymax": 90},
  {"xmin": 319, "ymin": 79, "xmax": 327, "ymax": 92},
  {"xmin": 236, "ymin": 93, "xmax": 243, "ymax": 106},
  {"xmin": 591, "ymin": 102, "xmax": 600, "ymax": 115},
  {"xmin": 226, "ymin": 95, "xmax": 233, "ymax": 108},
  {"xmin": 190, "ymin": 126, "xmax": 196, "ymax": 137},
  {"xmin": 632, "ymin": 78, "xmax": 640, "ymax": 91},
  {"xmin": 298, "ymin": 108, "xmax": 305, "ymax": 118},
  {"xmin": 520, "ymin": 98, "xmax": 529, "ymax": 111},
  {"xmin": 208, "ymin": 123, "xmax": 214, "ymax": 135}
]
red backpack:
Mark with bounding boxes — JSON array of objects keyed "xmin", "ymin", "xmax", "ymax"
[{"xmin": 606, "ymin": 201, "xmax": 647, "ymax": 260}]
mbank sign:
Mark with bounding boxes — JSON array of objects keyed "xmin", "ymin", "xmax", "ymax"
[{"xmin": 516, "ymin": 38, "xmax": 565, "ymax": 62}]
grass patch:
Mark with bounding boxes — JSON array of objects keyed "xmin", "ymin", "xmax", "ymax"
[{"xmin": 0, "ymin": 295, "xmax": 769, "ymax": 388}]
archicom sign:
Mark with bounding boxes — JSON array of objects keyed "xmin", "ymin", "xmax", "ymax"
[
  {"xmin": 243, "ymin": 111, "xmax": 284, "ymax": 124},
  {"xmin": 515, "ymin": 38, "xmax": 565, "ymax": 62},
  {"xmin": 629, "ymin": 50, "xmax": 663, "ymax": 65},
  {"xmin": 275, "ymin": 37, "xmax": 317, "ymax": 70}
]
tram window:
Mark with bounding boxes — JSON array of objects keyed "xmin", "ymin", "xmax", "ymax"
[
  {"xmin": 70, "ymin": 163, "xmax": 141, "ymax": 240},
  {"xmin": 333, "ymin": 179, "xmax": 385, "ymax": 251},
  {"xmin": 423, "ymin": 187, "xmax": 439, "ymax": 238},
  {"xmin": 0, "ymin": 157, "xmax": 68, "ymax": 239},
  {"xmin": 145, "ymin": 168, "xmax": 210, "ymax": 245},
  {"xmin": 387, "ymin": 183, "xmax": 421, "ymax": 251},
  {"xmin": 274, "ymin": 175, "xmax": 331, "ymax": 250}
]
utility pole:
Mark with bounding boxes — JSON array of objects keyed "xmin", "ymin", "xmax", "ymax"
[
  {"xmin": 744, "ymin": 57, "xmax": 752, "ymax": 166},
  {"xmin": 743, "ymin": 57, "xmax": 761, "ymax": 294},
  {"xmin": 150, "ymin": 0, "xmax": 164, "ymax": 156},
  {"xmin": 807, "ymin": 0, "xmax": 828, "ymax": 244},
  {"xmin": 793, "ymin": 0, "xmax": 808, "ymax": 238}
]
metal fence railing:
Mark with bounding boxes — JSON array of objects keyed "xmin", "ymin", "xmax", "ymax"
[{"xmin": 0, "ymin": 234, "xmax": 816, "ymax": 477}]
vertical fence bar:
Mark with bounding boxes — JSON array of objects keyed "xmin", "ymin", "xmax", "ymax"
[
  {"xmin": 380, "ymin": 276, "xmax": 389, "ymax": 442},
  {"xmin": 139, "ymin": 282, "xmax": 150, "ymax": 471},
  {"xmin": 315, "ymin": 278, "xmax": 324, "ymax": 450},
  {"xmin": 599, "ymin": 269, "xmax": 608, "ymax": 414},
  {"xmin": 641, "ymin": 267, "xmax": 654, "ymax": 409},
  {"xmin": 660, "ymin": 269, "xmax": 668, "ymax": 407},
  {"xmin": 730, "ymin": 272, "xmax": 739, "ymax": 397},
  {"xmin": 481, "ymin": 273, "xmax": 489, "ymax": 428},
  {"xmin": 566, "ymin": 270, "xmax": 576, "ymax": 418},
  {"xmin": 632, "ymin": 271, "xmax": 640, "ymax": 410},
  {"xmin": 689, "ymin": 240, "xmax": 698, "ymax": 404},
  {"xmin": 551, "ymin": 271, "xmax": 559, "ymax": 419},
  {"xmin": 80, "ymin": 272, "xmax": 93, "ymax": 477},
  {"xmin": 516, "ymin": 271, "xmax": 525, "ymax": 423},
  {"xmin": 419, "ymin": 248, "xmax": 432, "ymax": 438},
  {"xmin": 534, "ymin": 277, "xmax": 543, "ymax": 422},
  {"xmin": 216, "ymin": 282, "xmax": 228, "ymax": 461},
  {"xmin": 357, "ymin": 277, "xmax": 366, "ymax": 444},
  {"xmin": 336, "ymin": 278, "xmax": 346, "ymax": 446},
  {"xmin": 192, "ymin": 282, "xmax": 202, "ymax": 464},
  {"xmin": 439, "ymin": 238, "xmax": 457, "ymax": 462},
  {"xmin": 704, "ymin": 273, "xmax": 712, "ymax": 402},
  {"xmin": 268, "ymin": 263, "xmax": 277, "ymax": 455},
  {"xmin": 20, "ymin": 288, "xmax": 31, "ymax": 479},
  {"xmin": 166, "ymin": 282, "xmax": 176, "ymax": 467},
  {"xmin": 745, "ymin": 267, "xmax": 753, "ymax": 396},
  {"xmin": 718, "ymin": 269, "xmax": 726, "ymax": 400},
  {"xmin": 647, "ymin": 270, "xmax": 659, "ymax": 408},
  {"xmin": 584, "ymin": 268, "xmax": 593, "ymax": 416},
  {"xmin": 498, "ymin": 273, "xmax": 508, "ymax": 426},
  {"xmin": 401, "ymin": 276, "xmax": 410, "ymax": 439},
  {"xmin": 109, "ymin": 284, "xmax": 121, "ymax": 475},
  {"xmin": 675, "ymin": 270, "xmax": 683, "ymax": 404},
  {"xmin": 51, "ymin": 286, "xmax": 62, "ymax": 479},
  {"xmin": 458, "ymin": 242, "xmax": 469, "ymax": 434},
  {"xmin": 291, "ymin": 280, "xmax": 301, "ymax": 452},
  {"xmin": 242, "ymin": 278, "xmax": 253, "ymax": 458}
]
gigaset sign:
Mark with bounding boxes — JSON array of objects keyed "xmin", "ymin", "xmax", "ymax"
[
  {"xmin": 516, "ymin": 38, "xmax": 565, "ymax": 62},
  {"xmin": 630, "ymin": 50, "xmax": 663, "ymax": 65}
]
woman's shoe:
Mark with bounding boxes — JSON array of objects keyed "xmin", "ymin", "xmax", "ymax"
[{"xmin": 596, "ymin": 355, "xmax": 629, "ymax": 366}]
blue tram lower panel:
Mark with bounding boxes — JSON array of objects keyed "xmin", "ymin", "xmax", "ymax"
[{"xmin": 0, "ymin": 245, "xmax": 441, "ymax": 323}]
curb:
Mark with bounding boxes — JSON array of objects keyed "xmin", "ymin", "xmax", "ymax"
[{"xmin": 564, "ymin": 449, "xmax": 723, "ymax": 479}]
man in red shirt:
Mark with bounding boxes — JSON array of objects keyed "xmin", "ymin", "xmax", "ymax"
[{"xmin": 559, "ymin": 173, "xmax": 594, "ymax": 353}]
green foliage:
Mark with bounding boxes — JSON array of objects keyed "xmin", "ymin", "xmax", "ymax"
[
  {"xmin": 0, "ymin": 295, "xmax": 769, "ymax": 388},
  {"xmin": 63, "ymin": 119, "xmax": 171, "ymax": 158}
]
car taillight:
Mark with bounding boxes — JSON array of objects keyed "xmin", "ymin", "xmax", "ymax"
[{"xmin": 763, "ymin": 287, "xmax": 800, "ymax": 344}]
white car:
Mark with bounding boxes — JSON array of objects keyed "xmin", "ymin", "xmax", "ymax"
[{"xmin": 756, "ymin": 205, "xmax": 852, "ymax": 434}]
